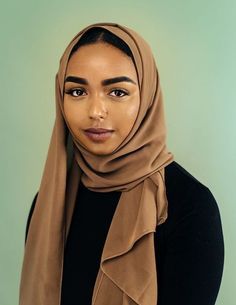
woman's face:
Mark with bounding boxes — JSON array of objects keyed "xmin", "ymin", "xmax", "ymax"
[{"xmin": 63, "ymin": 42, "xmax": 140, "ymax": 155}]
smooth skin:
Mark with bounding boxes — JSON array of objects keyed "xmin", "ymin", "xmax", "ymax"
[{"xmin": 63, "ymin": 42, "xmax": 140, "ymax": 156}]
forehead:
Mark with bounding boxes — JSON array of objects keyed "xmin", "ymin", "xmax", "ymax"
[{"xmin": 66, "ymin": 43, "xmax": 136, "ymax": 74}]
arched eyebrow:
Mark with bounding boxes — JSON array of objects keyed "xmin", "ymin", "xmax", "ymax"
[{"xmin": 64, "ymin": 76, "xmax": 137, "ymax": 86}]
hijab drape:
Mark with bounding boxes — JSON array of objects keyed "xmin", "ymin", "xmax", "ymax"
[{"xmin": 19, "ymin": 22, "xmax": 174, "ymax": 305}]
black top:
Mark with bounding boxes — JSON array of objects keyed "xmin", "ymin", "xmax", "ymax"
[{"xmin": 25, "ymin": 161, "xmax": 224, "ymax": 305}]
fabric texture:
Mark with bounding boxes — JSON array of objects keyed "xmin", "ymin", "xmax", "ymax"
[
  {"xmin": 19, "ymin": 22, "xmax": 174, "ymax": 305},
  {"xmin": 25, "ymin": 161, "xmax": 225, "ymax": 305}
]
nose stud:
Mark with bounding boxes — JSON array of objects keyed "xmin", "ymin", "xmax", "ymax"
[{"xmin": 90, "ymin": 109, "xmax": 108, "ymax": 120}]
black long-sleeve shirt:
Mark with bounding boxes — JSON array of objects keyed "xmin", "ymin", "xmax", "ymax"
[{"xmin": 25, "ymin": 161, "xmax": 224, "ymax": 305}]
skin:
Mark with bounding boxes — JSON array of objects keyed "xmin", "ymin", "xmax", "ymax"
[{"xmin": 63, "ymin": 42, "xmax": 140, "ymax": 156}]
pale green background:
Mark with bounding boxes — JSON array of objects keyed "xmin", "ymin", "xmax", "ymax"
[{"xmin": 1, "ymin": 0, "xmax": 235, "ymax": 304}]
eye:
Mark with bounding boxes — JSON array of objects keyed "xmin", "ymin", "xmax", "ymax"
[
  {"xmin": 109, "ymin": 89, "xmax": 128, "ymax": 98},
  {"xmin": 64, "ymin": 88, "xmax": 86, "ymax": 97}
]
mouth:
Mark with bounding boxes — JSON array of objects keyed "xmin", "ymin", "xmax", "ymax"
[
  {"xmin": 84, "ymin": 128, "xmax": 114, "ymax": 133},
  {"xmin": 83, "ymin": 129, "xmax": 114, "ymax": 142}
]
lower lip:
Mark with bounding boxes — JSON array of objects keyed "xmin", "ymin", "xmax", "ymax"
[{"xmin": 84, "ymin": 131, "xmax": 114, "ymax": 142}]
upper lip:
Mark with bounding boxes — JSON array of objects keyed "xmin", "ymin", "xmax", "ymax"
[{"xmin": 84, "ymin": 128, "xmax": 114, "ymax": 133}]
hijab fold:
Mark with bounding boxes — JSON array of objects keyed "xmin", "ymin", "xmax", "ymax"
[{"xmin": 19, "ymin": 22, "xmax": 174, "ymax": 305}]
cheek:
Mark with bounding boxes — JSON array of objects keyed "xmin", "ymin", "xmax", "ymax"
[
  {"xmin": 114, "ymin": 101, "xmax": 139, "ymax": 133},
  {"xmin": 123, "ymin": 96, "xmax": 140, "ymax": 123},
  {"xmin": 64, "ymin": 100, "xmax": 83, "ymax": 127},
  {"xmin": 126, "ymin": 104, "xmax": 139, "ymax": 119}
]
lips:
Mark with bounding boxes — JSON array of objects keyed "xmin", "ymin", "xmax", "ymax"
[
  {"xmin": 85, "ymin": 128, "xmax": 114, "ymax": 133},
  {"xmin": 83, "ymin": 128, "xmax": 114, "ymax": 142}
]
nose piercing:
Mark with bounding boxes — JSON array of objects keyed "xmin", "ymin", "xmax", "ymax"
[
  {"xmin": 95, "ymin": 109, "xmax": 108, "ymax": 119},
  {"xmin": 99, "ymin": 111, "xmax": 107, "ymax": 118}
]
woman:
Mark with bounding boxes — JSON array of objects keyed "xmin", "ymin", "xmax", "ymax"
[{"xmin": 19, "ymin": 22, "xmax": 224, "ymax": 305}]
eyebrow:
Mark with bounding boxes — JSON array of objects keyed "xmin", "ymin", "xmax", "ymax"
[{"xmin": 64, "ymin": 75, "xmax": 137, "ymax": 86}]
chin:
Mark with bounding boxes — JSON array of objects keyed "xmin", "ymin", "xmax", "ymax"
[
  {"xmin": 88, "ymin": 148, "xmax": 114, "ymax": 156},
  {"xmin": 79, "ymin": 137, "xmax": 116, "ymax": 155},
  {"xmin": 85, "ymin": 143, "xmax": 117, "ymax": 155}
]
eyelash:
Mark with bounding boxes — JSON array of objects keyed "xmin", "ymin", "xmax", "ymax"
[
  {"xmin": 64, "ymin": 89, "xmax": 84, "ymax": 97},
  {"xmin": 64, "ymin": 88, "xmax": 129, "ymax": 98}
]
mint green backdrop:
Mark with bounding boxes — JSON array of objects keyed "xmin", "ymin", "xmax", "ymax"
[{"xmin": 1, "ymin": 1, "xmax": 235, "ymax": 304}]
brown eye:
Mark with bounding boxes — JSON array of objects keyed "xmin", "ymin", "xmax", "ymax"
[
  {"xmin": 110, "ymin": 89, "xmax": 128, "ymax": 97},
  {"xmin": 65, "ymin": 88, "xmax": 86, "ymax": 97}
]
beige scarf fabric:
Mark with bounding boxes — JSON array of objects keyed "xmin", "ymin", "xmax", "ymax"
[{"xmin": 19, "ymin": 22, "xmax": 174, "ymax": 305}]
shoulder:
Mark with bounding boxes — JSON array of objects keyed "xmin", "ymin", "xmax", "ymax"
[
  {"xmin": 165, "ymin": 160, "xmax": 211, "ymax": 195},
  {"xmin": 155, "ymin": 162, "xmax": 224, "ymax": 304},
  {"xmin": 163, "ymin": 161, "xmax": 222, "ymax": 229}
]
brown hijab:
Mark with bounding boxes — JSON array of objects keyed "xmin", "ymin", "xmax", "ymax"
[{"xmin": 19, "ymin": 22, "xmax": 174, "ymax": 305}]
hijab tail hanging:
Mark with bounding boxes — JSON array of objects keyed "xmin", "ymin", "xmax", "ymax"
[{"xmin": 19, "ymin": 74, "xmax": 68, "ymax": 305}]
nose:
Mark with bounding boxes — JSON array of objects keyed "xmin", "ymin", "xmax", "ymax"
[{"xmin": 88, "ymin": 98, "xmax": 108, "ymax": 120}]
